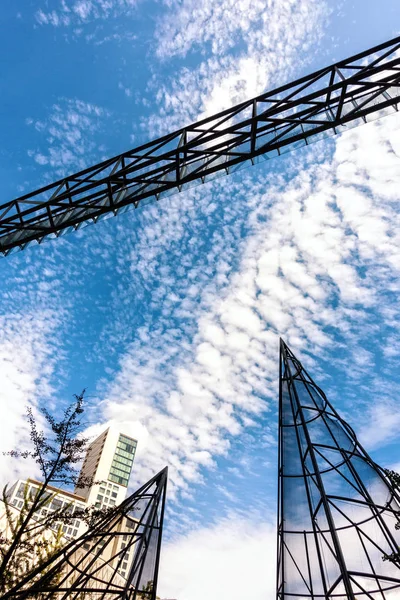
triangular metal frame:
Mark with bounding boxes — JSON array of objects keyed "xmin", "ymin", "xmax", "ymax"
[
  {"xmin": 3, "ymin": 467, "xmax": 168, "ymax": 600},
  {"xmin": 277, "ymin": 340, "xmax": 400, "ymax": 599}
]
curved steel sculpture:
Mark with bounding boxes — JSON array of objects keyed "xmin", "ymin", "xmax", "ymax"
[
  {"xmin": 278, "ymin": 341, "xmax": 400, "ymax": 599},
  {"xmin": 2, "ymin": 467, "xmax": 168, "ymax": 600}
]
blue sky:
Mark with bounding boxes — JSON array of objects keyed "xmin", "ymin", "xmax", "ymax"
[{"xmin": 1, "ymin": 1, "xmax": 400, "ymax": 598}]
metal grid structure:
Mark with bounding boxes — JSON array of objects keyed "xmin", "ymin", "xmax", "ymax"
[
  {"xmin": 2, "ymin": 467, "xmax": 168, "ymax": 600},
  {"xmin": 277, "ymin": 340, "xmax": 400, "ymax": 599},
  {"xmin": 1, "ymin": 36, "xmax": 400, "ymax": 255}
]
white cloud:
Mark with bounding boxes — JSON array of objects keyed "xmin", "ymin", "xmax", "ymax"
[
  {"xmin": 35, "ymin": 0, "xmax": 138, "ymax": 29},
  {"xmin": 26, "ymin": 98, "xmax": 110, "ymax": 182},
  {"xmin": 87, "ymin": 109, "xmax": 400, "ymax": 505},
  {"xmin": 0, "ymin": 310, "xmax": 60, "ymax": 485},
  {"xmin": 145, "ymin": 0, "xmax": 330, "ymax": 136},
  {"xmin": 358, "ymin": 398, "xmax": 400, "ymax": 451},
  {"xmin": 155, "ymin": 0, "xmax": 329, "ymax": 60},
  {"xmin": 35, "ymin": 9, "xmax": 70, "ymax": 27},
  {"xmin": 12, "ymin": 0, "xmax": 400, "ymax": 556},
  {"xmin": 118, "ymin": 82, "xmax": 132, "ymax": 97},
  {"xmin": 159, "ymin": 514, "xmax": 276, "ymax": 600},
  {"xmin": 0, "ymin": 237, "xmax": 94, "ymax": 488}
]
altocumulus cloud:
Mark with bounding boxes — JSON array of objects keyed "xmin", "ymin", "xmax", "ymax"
[
  {"xmin": 84, "ymin": 110, "xmax": 400, "ymax": 600},
  {"xmin": 145, "ymin": 0, "xmax": 330, "ymax": 135},
  {"xmin": 83, "ymin": 110, "xmax": 400, "ymax": 505},
  {"xmin": 5, "ymin": 2, "xmax": 400, "ymax": 599}
]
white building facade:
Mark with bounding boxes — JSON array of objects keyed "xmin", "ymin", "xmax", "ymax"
[
  {"xmin": 4, "ymin": 427, "xmax": 138, "ymax": 542},
  {"xmin": 75, "ymin": 428, "xmax": 137, "ymax": 510}
]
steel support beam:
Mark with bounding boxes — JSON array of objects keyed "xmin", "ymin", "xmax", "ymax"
[{"xmin": 1, "ymin": 36, "xmax": 400, "ymax": 255}]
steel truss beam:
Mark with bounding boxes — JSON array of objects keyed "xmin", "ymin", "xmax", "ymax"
[
  {"xmin": 1, "ymin": 36, "xmax": 400, "ymax": 255},
  {"xmin": 277, "ymin": 341, "xmax": 400, "ymax": 599},
  {"xmin": 2, "ymin": 467, "xmax": 168, "ymax": 600}
]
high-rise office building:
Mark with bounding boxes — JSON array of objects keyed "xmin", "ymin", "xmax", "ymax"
[
  {"xmin": 3, "ymin": 427, "xmax": 138, "ymax": 543},
  {"xmin": 74, "ymin": 428, "xmax": 137, "ymax": 509}
]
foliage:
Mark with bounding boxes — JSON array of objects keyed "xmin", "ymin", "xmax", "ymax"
[
  {"xmin": 0, "ymin": 391, "xmax": 107, "ymax": 594},
  {"xmin": 0, "ymin": 483, "xmax": 64, "ymax": 592},
  {"xmin": 382, "ymin": 469, "xmax": 400, "ymax": 566},
  {"xmin": 385, "ymin": 469, "xmax": 400, "ymax": 508},
  {"xmin": 140, "ymin": 580, "xmax": 160, "ymax": 600}
]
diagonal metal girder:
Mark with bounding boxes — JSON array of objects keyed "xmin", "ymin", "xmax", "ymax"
[{"xmin": 1, "ymin": 36, "xmax": 400, "ymax": 255}]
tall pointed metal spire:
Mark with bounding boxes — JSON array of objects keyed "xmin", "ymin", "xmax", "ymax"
[
  {"xmin": 3, "ymin": 467, "xmax": 168, "ymax": 600},
  {"xmin": 277, "ymin": 340, "xmax": 400, "ymax": 599}
]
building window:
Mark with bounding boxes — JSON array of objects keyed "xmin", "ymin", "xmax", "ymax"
[
  {"xmin": 109, "ymin": 474, "xmax": 122, "ymax": 486},
  {"xmin": 118, "ymin": 434, "xmax": 137, "ymax": 452},
  {"xmin": 97, "ymin": 495, "xmax": 103, "ymax": 502},
  {"xmin": 108, "ymin": 435, "xmax": 136, "ymax": 487},
  {"xmin": 112, "ymin": 460, "xmax": 131, "ymax": 473},
  {"xmin": 28, "ymin": 486, "xmax": 39, "ymax": 501},
  {"xmin": 111, "ymin": 491, "xmax": 117, "ymax": 498},
  {"xmin": 16, "ymin": 483, "xmax": 25, "ymax": 499},
  {"xmin": 51, "ymin": 498, "xmax": 62, "ymax": 511}
]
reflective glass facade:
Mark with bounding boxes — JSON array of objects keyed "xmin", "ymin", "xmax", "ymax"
[{"xmin": 108, "ymin": 434, "xmax": 137, "ymax": 487}]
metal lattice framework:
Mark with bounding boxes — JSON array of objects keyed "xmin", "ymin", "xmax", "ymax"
[
  {"xmin": 1, "ymin": 36, "xmax": 400, "ymax": 255},
  {"xmin": 2, "ymin": 467, "xmax": 168, "ymax": 600},
  {"xmin": 277, "ymin": 340, "xmax": 400, "ymax": 599}
]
